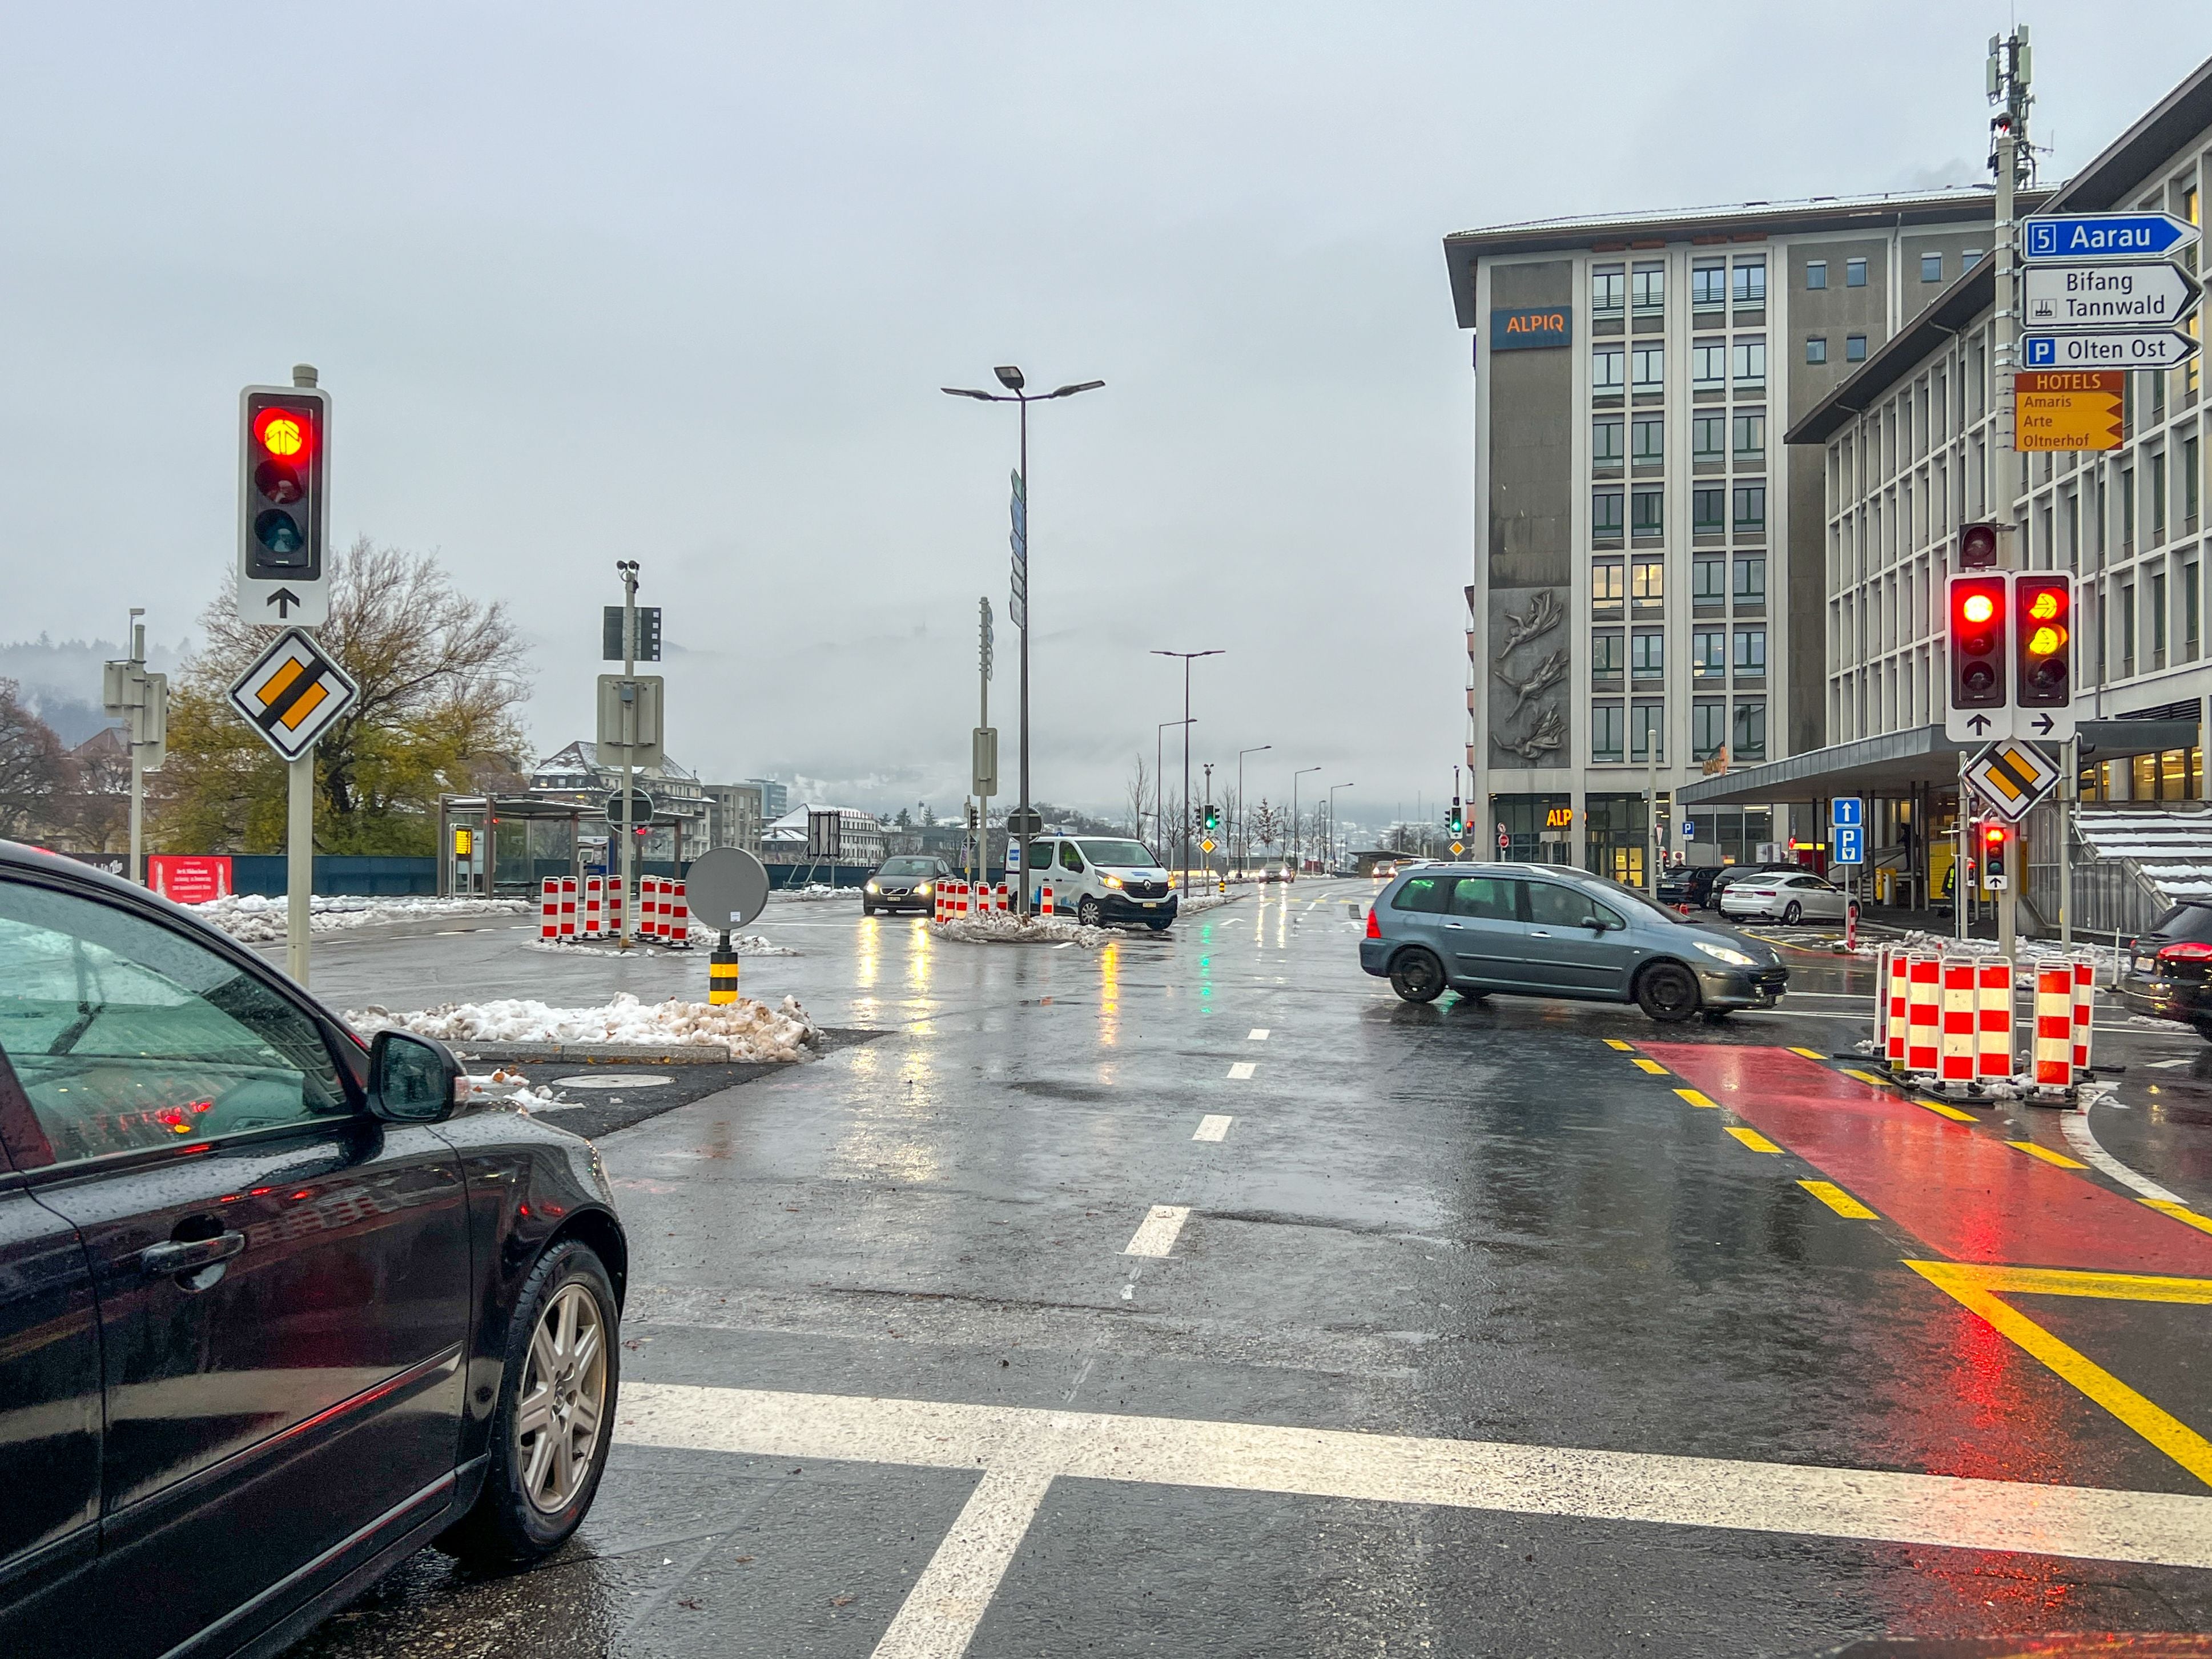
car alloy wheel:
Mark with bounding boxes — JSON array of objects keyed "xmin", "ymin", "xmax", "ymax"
[
  {"xmin": 1781, "ymin": 901, "xmax": 1803, "ymax": 924},
  {"xmin": 517, "ymin": 1282, "xmax": 608, "ymax": 1515},
  {"xmin": 1078, "ymin": 895, "xmax": 1103, "ymax": 927}
]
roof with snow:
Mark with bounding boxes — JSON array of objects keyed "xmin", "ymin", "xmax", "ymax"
[{"xmin": 2076, "ymin": 808, "xmax": 2212, "ymax": 900}]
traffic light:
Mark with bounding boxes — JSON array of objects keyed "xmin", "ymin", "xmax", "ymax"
[
  {"xmin": 1204, "ymin": 803, "xmax": 1219, "ymax": 834},
  {"xmin": 1947, "ymin": 573, "xmax": 2009, "ymax": 711},
  {"xmin": 1958, "ymin": 522, "xmax": 2002, "ymax": 569},
  {"xmin": 1447, "ymin": 798, "xmax": 1464, "ymax": 836},
  {"xmin": 240, "ymin": 386, "xmax": 330, "ymax": 582},
  {"xmin": 2015, "ymin": 574, "xmax": 2072, "ymax": 708},
  {"xmin": 966, "ymin": 803, "xmax": 979, "ymax": 831},
  {"xmin": 1980, "ymin": 820, "xmax": 2011, "ymax": 889}
]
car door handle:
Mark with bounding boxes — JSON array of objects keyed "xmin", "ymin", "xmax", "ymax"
[
  {"xmin": 140, "ymin": 1233, "xmax": 247, "ymax": 1277},
  {"xmin": 1443, "ymin": 921, "xmax": 1465, "ymax": 929},
  {"xmin": 1529, "ymin": 929, "xmax": 1555, "ymax": 938}
]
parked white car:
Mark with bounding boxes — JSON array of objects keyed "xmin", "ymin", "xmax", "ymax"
[
  {"xmin": 1717, "ymin": 870, "xmax": 1856, "ymax": 925},
  {"xmin": 1025, "ymin": 836, "xmax": 1179, "ymax": 929}
]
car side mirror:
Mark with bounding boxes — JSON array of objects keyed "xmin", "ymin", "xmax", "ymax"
[
  {"xmin": 368, "ymin": 1029, "xmax": 464, "ymax": 1123},
  {"xmin": 1582, "ymin": 916, "xmax": 1610, "ymax": 932}
]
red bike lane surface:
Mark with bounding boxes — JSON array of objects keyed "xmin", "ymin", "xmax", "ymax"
[{"xmin": 1639, "ymin": 1044, "xmax": 2212, "ymax": 1277}]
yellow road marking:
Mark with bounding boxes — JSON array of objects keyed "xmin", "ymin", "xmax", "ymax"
[
  {"xmin": 1907, "ymin": 1260, "xmax": 2212, "ymax": 1487},
  {"xmin": 1788, "ymin": 1046, "xmax": 1825, "ymax": 1060},
  {"xmin": 1603, "ymin": 1039, "xmax": 1635, "ymax": 1051},
  {"xmin": 1842, "ymin": 1069, "xmax": 1892, "ymax": 1088},
  {"xmin": 2008, "ymin": 1139, "xmax": 2089, "ymax": 1170},
  {"xmin": 1674, "ymin": 1088, "xmax": 1719, "ymax": 1109},
  {"xmin": 1798, "ymin": 1180, "xmax": 1877, "ymax": 1219},
  {"xmin": 1916, "ymin": 1098, "xmax": 1979, "ymax": 1123},
  {"xmin": 1726, "ymin": 1126, "xmax": 1783, "ymax": 1154},
  {"xmin": 1631, "ymin": 1058, "xmax": 1668, "ymax": 1075},
  {"xmin": 2142, "ymin": 1198, "xmax": 2212, "ymax": 1237}
]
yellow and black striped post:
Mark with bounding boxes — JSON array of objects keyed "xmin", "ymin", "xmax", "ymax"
[{"xmin": 709, "ymin": 931, "xmax": 741, "ymax": 1005}]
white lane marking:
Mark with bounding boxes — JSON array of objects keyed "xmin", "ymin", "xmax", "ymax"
[
  {"xmin": 867, "ymin": 1464, "xmax": 1053, "ymax": 1659},
  {"xmin": 1227, "ymin": 1061, "xmax": 1256, "ymax": 1080},
  {"xmin": 1122, "ymin": 1205, "xmax": 1191, "ymax": 1257},
  {"xmin": 620, "ymin": 1384, "xmax": 2212, "ymax": 1571},
  {"xmin": 1193, "ymin": 1114, "xmax": 1233, "ymax": 1142},
  {"xmin": 1248, "ymin": 1028, "xmax": 1270, "ymax": 1040},
  {"xmin": 2063, "ymin": 1109, "xmax": 2185, "ymax": 1204}
]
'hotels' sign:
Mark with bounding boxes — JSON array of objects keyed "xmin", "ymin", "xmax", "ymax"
[{"xmin": 1490, "ymin": 307, "xmax": 1572, "ymax": 351}]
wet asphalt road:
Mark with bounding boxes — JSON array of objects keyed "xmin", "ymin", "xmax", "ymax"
[{"xmin": 278, "ymin": 882, "xmax": 2212, "ymax": 1657}]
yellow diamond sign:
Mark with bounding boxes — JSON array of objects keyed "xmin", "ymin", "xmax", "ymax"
[
  {"xmin": 1200, "ymin": 837, "xmax": 1216, "ymax": 853},
  {"xmin": 1450, "ymin": 841, "xmax": 1465, "ymax": 856},
  {"xmin": 226, "ymin": 627, "xmax": 359, "ymax": 761}
]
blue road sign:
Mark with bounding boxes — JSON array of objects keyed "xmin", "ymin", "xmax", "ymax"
[
  {"xmin": 1833, "ymin": 824, "xmax": 1864, "ymax": 865},
  {"xmin": 1681, "ymin": 819, "xmax": 1696, "ymax": 841},
  {"xmin": 2023, "ymin": 329, "xmax": 2199, "ymax": 370},
  {"xmin": 2023, "ymin": 212, "xmax": 2199, "ymax": 263},
  {"xmin": 1831, "ymin": 796, "xmax": 1863, "ymax": 830}
]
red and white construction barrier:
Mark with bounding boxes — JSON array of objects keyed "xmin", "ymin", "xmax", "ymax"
[
  {"xmin": 583, "ymin": 876, "xmax": 606, "ymax": 938},
  {"xmin": 1873, "ymin": 944, "xmax": 2098, "ymax": 1098},
  {"xmin": 2032, "ymin": 962, "xmax": 2074, "ymax": 1089},
  {"xmin": 539, "ymin": 878, "xmax": 562, "ymax": 940},
  {"xmin": 1039, "ymin": 884, "xmax": 1055, "ymax": 917},
  {"xmin": 1884, "ymin": 952, "xmax": 1909, "ymax": 1069},
  {"xmin": 666, "ymin": 880, "xmax": 690, "ymax": 948},
  {"xmin": 558, "ymin": 876, "xmax": 578, "ymax": 940}
]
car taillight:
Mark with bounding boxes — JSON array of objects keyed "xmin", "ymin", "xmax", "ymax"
[
  {"xmin": 2157, "ymin": 940, "xmax": 2212, "ymax": 963},
  {"xmin": 1365, "ymin": 907, "xmax": 1381, "ymax": 939}
]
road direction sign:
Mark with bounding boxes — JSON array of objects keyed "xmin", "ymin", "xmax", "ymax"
[
  {"xmin": 1833, "ymin": 824, "xmax": 1864, "ymax": 865},
  {"xmin": 2022, "ymin": 330, "xmax": 2199, "ymax": 371},
  {"xmin": 972, "ymin": 726, "xmax": 998, "ymax": 796},
  {"xmin": 684, "ymin": 846, "xmax": 771, "ymax": 931},
  {"xmin": 595, "ymin": 675, "xmax": 665, "ymax": 771},
  {"xmin": 2023, "ymin": 212, "xmax": 2199, "ymax": 263},
  {"xmin": 2024, "ymin": 261, "xmax": 2199, "ymax": 331},
  {"xmin": 2014, "ymin": 370, "xmax": 2124, "ymax": 452},
  {"xmin": 604, "ymin": 788, "xmax": 655, "ymax": 827},
  {"xmin": 227, "ymin": 628, "xmax": 358, "ymax": 760},
  {"xmin": 1966, "ymin": 739, "xmax": 2061, "ymax": 822},
  {"xmin": 1830, "ymin": 796, "xmax": 1862, "ymax": 830}
]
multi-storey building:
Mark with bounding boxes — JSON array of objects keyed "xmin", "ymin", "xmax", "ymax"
[{"xmin": 1444, "ymin": 190, "xmax": 2015, "ymax": 876}]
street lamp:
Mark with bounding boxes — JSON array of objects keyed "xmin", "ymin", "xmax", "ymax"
[
  {"xmin": 1291, "ymin": 766, "xmax": 1321, "ymax": 877},
  {"xmin": 1237, "ymin": 744, "xmax": 1271, "ymax": 871},
  {"xmin": 1151, "ymin": 648, "xmax": 1222, "ymax": 887},
  {"xmin": 1328, "ymin": 783, "xmax": 1353, "ymax": 874},
  {"xmin": 943, "ymin": 366, "xmax": 1104, "ymax": 915},
  {"xmin": 1156, "ymin": 717, "xmax": 1193, "ymax": 852}
]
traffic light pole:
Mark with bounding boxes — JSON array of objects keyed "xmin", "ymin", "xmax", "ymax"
[
  {"xmin": 1991, "ymin": 29, "xmax": 2030, "ymax": 973},
  {"xmin": 619, "ymin": 563, "xmax": 638, "ymax": 950},
  {"xmin": 126, "ymin": 610, "xmax": 146, "ymax": 888}
]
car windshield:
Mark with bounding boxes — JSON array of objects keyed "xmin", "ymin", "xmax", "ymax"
[
  {"xmin": 2147, "ymin": 903, "xmax": 2212, "ymax": 941},
  {"xmin": 878, "ymin": 858, "xmax": 936, "ymax": 876},
  {"xmin": 1077, "ymin": 840, "xmax": 1156, "ymax": 867}
]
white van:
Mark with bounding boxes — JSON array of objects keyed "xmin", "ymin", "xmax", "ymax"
[{"xmin": 1025, "ymin": 836, "xmax": 1177, "ymax": 929}]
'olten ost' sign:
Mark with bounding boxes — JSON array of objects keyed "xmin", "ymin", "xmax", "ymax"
[{"xmin": 1490, "ymin": 307, "xmax": 1572, "ymax": 351}]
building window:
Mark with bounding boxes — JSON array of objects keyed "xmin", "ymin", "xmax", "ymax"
[
  {"xmin": 1593, "ymin": 417, "xmax": 1624, "ymax": 467},
  {"xmin": 1732, "ymin": 411, "xmax": 1765, "ymax": 460},
  {"xmin": 1592, "ymin": 562, "xmax": 1624, "ymax": 605},
  {"xmin": 1592, "ymin": 703, "xmax": 1624, "ymax": 762},
  {"xmin": 1632, "ymin": 262, "xmax": 1664, "ymax": 312},
  {"xmin": 1921, "ymin": 251, "xmax": 1944, "ymax": 282},
  {"xmin": 2121, "ymin": 582, "xmax": 2137, "ymax": 674},
  {"xmin": 1631, "ymin": 344, "xmax": 1664, "ymax": 389},
  {"xmin": 1734, "ymin": 627, "xmax": 1767, "ymax": 675},
  {"xmin": 1591, "ymin": 630, "xmax": 1624, "ymax": 677},
  {"xmin": 1805, "ymin": 260, "xmax": 1828, "ymax": 291},
  {"xmin": 1693, "ymin": 629, "xmax": 1726, "ymax": 679},
  {"xmin": 1692, "ymin": 339, "xmax": 1726, "ymax": 387},
  {"xmin": 1693, "ymin": 699, "xmax": 1726, "ymax": 759},
  {"xmin": 2185, "ymin": 561, "xmax": 2201, "ymax": 660},
  {"xmin": 1631, "ymin": 558, "xmax": 1663, "ymax": 601},
  {"xmin": 1631, "ymin": 487, "xmax": 1664, "ymax": 537},
  {"xmin": 1732, "ymin": 482, "xmax": 1766, "ymax": 532},
  {"xmin": 1733, "ymin": 555, "xmax": 1766, "ymax": 604},
  {"xmin": 1592, "ymin": 264, "xmax": 1625, "ymax": 315},
  {"xmin": 1631, "ymin": 630, "xmax": 1664, "ymax": 678},
  {"xmin": 1692, "ymin": 413, "xmax": 1723, "ymax": 461},
  {"xmin": 1845, "ymin": 334, "xmax": 1868, "ymax": 362},
  {"xmin": 2152, "ymin": 449, "xmax": 2168, "ymax": 541},
  {"xmin": 1733, "ymin": 699, "xmax": 1767, "ymax": 760},
  {"xmin": 1693, "ymin": 486, "xmax": 1726, "ymax": 534},
  {"xmin": 1845, "ymin": 257, "xmax": 1868, "ymax": 287},
  {"xmin": 1693, "ymin": 557, "xmax": 1726, "ymax": 603},
  {"xmin": 1594, "ymin": 489, "xmax": 1624, "ymax": 539},
  {"xmin": 1692, "ymin": 264, "xmax": 1726, "ymax": 308},
  {"xmin": 2187, "ymin": 436, "xmax": 2201, "ymax": 526},
  {"xmin": 1594, "ymin": 346, "xmax": 1625, "ymax": 392},
  {"xmin": 2123, "ymin": 466, "xmax": 2137, "ymax": 550},
  {"xmin": 1632, "ymin": 702, "xmax": 1665, "ymax": 762},
  {"xmin": 1805, "ymin": 336, "xmax": 1828, "ymax": 364},
  {"xmin": 1631, "ymin": 416, "xmax": 1664, "ymax": 465},
  {"xmin": 2153, "ymin": 570, "xmax": 2169, "ymax": 667},
  {"xmin": 1964, "ymin": 247, "xmax": 1984, "ymax": 268},
  {"xmin": 1732, "ymin": 337, "xmax": 1766, "ymax": 385},
  {"xmin": 1732, "ymin": 259, "xmax": 1767, "ymax": 305}
]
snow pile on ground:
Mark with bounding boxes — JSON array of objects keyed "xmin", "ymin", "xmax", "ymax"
[
  {"xmin": 1179, "ymin": 891, "xmax": 1230, "ymax": 916},
  {"xmin": 460, "ymin": 1067, "xmax": 564, "ymax": 1112},
  {"xmin": 785, "ymin": 883, "xmax": 862, "ymax": 901},
  {"xmin": 529, "ymin": 929, "xmax": 797, "ymax": 957},
  {"xmin": 1887, "ymin": 929, "xmax": 2125, "ymax": 982},
  {"xmin": 191, "ymin": 893, "xmax": 528, "ymax": 943},
  {"xmin": 345, "ymin": 991, "xmax": 821, "ymax": 1061},
  {"xmin": 932, "ymin": 912, "xmax": 1115, "ymax": 948}
]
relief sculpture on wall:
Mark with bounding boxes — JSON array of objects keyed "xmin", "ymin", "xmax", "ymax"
[{"xmin": 1489, "ymin": 590, "xmax": 1567, "ymax": 764}]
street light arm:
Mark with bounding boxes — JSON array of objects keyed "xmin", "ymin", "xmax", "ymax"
[
  {"xmin": 1045, "ymin": 380, "xmax": 1107, "ymax": 398},
  {"xmin": 941, "ymin": 387, "xmax": 1007, "ymax": 401}
]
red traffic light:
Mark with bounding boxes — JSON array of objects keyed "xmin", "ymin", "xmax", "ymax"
[
  {"xmin": 1982, "ymin": 823, "xmax": 2008, "ymax": 846},
  {"xmin": 1948, "ymin": 573, "xmax": 2008, "ymax": 709},
  {"xmin": 1960, "ymin": 591, "xmax": 1996, "ymax": 626},
  {"xmin": 252, "ymin": 405, "xmax": 316, "ymax": 461}
]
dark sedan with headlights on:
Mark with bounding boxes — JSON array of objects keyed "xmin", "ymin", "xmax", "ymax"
[{"xmin": 863, "ymin": 855, "xmax": 955, "ymax": 916}]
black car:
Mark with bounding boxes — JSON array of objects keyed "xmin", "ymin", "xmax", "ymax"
[
  {"xmin": 2115, "ymin": 899, "xmax": 2212, "ymax": 1040},
  {"xmin": 1655, "ymin": 864, "xmax": 1722, "ymax": 908},
  {"xmin": 0, "ymin": 842, "xmax": 628, "ymax": 1658},
  {"xmin": 863, "ymin": 855, "xmax": 954, "ymax": 915}
]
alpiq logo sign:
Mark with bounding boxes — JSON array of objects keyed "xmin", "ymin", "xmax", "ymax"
[{"xmin": 1490, "ymin": 307, "xmax": 1572, "ymax": 351}]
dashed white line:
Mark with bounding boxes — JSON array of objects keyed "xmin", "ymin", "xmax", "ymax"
[
  {"xmin": 1193, "ymin": 1114, "xmax": 1233, "ymax": 1142},
  {"xmin": 1248, "ymin": 1028, "xmax": 1270, "ymax": 1041},
  {"xmin": 1122, "ymin": 1205, "xmax": 1191, "ymax": 1257},
  {"xmin": 1227, "ymin": 1061, "xmax": 1256, "ymax": 1080}
]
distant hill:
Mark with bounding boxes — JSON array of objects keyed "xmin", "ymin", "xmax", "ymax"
[{"xmin": 1, "ymin": 633, "xmax": 189, "ymax": 746}]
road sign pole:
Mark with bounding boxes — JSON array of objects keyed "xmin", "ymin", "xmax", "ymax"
[
  {"xmin": 620, "ymin": 565, "xmax": 638, "ymax": 949},
  {"xmin": 1993, "ymin": 29, "xmax": 2030, "ymax": 972},
  {"xmin": 127, "ymin": 611, "xmax": 146, "ymax": 887},
  {"xmin": 287, "ymin": 747, "xmax": 313, "ymax": 985}
]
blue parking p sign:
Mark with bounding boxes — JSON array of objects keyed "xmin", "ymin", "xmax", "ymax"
[{"xmin": 1833, "ymin": 824, "xmax": 1864, "ymax": 864}]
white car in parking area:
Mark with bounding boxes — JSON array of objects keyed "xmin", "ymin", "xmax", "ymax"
[{"xmin": 1717, "ymin": 869, "xmax": 1856, "ymax": 925}]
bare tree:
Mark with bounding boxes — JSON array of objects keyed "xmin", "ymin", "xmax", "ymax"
[
  {"xmin": 1125, "ymin": 754, "xmax": 1152, "ymax": 837},
  {"xmin": 0, "ymin": 680, "xmax": 70, "ymax": 841},
  {"xmin": 1249, "ymin": 798, "xmax": 1281, "ymax": 857}
]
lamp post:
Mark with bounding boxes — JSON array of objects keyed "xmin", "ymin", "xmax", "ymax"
[
  {"xmin": 1291, "ymin": 766, "xmax": 1321, "ymax": 878},
  {"xmin": 1328, "ymin": 783, "xmax": 1353, "ymax": 873},
  {"xmin": 1237, "ymin": 744, "xmax": 1271, "ymax": 870},
  {"xmin": 943, "ymin": 365, "xmax": 1104, "ymax": 915},
  {"xmin": 1157, "ymin": 718, "xmax": 1193, "ymax": 855},
  {"xmin": 1151, "ymin": 648, "xmax": 1222, "ymax": 888}
]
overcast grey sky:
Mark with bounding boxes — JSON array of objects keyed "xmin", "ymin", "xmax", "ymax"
[{"xmin": 3, "ymin": 4, "xmax": 2204, "ymax": 823}]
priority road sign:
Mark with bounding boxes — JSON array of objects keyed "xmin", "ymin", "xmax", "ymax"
[
  {"xmin": 1200, "ymin": 837, "xmax": 1216, "ymax": 854},
  {"xmin": 1451, "ymin": 841, "xmax": 1465, "ymax": 856},
  {"xmin": 2023, "ymin": 261, "xmax": 2199, "ymax": 331},
  {"xmin": 226, "ymin": 628, "xmax": 357, "ymax": 760},
  {"xmin": 2022, "ymin": 212, "xmax": 2199, "ymax": 263},
  {"xmin": 1966, "ymin": 739, "xmax": 2061, "ymax": 823},
  {"xmin": 2022, "ymin": 330, "xmax": 2199, "ymax": 371},
  {"xmin": 1833, "ymin": 824, "xmax": 1864, "ymax": 865}
]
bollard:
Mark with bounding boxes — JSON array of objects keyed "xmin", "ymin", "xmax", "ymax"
[
  {"xmin": 607, "ymin": 877, "xmax": 625, "ymax": 938},
  {"xmin": 667, "ymin": 880, "xmax": 690, "ymax": 948},
  {"xmin": 1904, "ymin": 954, "xmax": 1941, "ymax": 1076},
  {"xmin": 709, "ymin": 932, "xmax": 741, "ymax": 1005},
  {"xmin": 2072, "ymin": 956, "xmax": 2096, "ymax": 1082},
  {"xmin": 1885, "ymin": 949, "xmax": 1909, "ymax": 1069},
  {"xmin": 641, "ymin": 876, "xmax": 664, "ymax": 941},
  {"xmin": 1937, "ymin": 958, "xmax": 1977, "ymax": 1088},
  {"xmin": 560, "ymin": 876, "xmax": 578, "ymax": 940},
  {"xmin": 2032, "ymin": 962, "xmax": 2074, "ymax": 1090},
  {"xmin": 934, "ymin": 886, "xmax": 948, "ymax": 923},
  {"xmin": 1040, "ymin": 884, "xmax": 1054, "ymax": 917},
  {"xmin": 1975, "ymin": 960, "xmax": 2012, "ymax": 1081},
  {"xmin": 994, "ymin": 883, "xmax": 1008, "ymax": 912},
  {"xmin": 1844, "ymin": 899, "xmax": 1857, "ymax": 954},
  {"xmin": 538, "ymin": 877, "xmax": 561, "ymax": 941},
  {"xmin": 584, "ymin": 876, "xmax": 605, "ymax": 938},
  {"xmin": 956, "ymin": 880, "xmax": 970, "ymax": 917}
]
